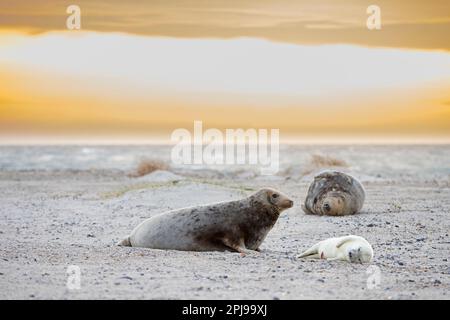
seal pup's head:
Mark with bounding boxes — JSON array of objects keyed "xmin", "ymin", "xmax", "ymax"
[
  {"xmin": 346, "ymin": 243, "xmax": 374, "ymax": 263},
  {"xmin": 250, "ymin": 188, "xmax": 293, "ymax": 212}
]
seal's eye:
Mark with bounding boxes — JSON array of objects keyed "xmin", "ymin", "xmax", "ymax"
[{"xmin": 272, "ymin": 194, "xmax": 279, "ymax": 199}]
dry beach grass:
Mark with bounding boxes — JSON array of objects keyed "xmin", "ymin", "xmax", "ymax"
[{"xmin": 129, "ymin": 158, "xmax": 169, "ymax": 178}]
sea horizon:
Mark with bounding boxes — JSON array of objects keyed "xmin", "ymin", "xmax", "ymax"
[{"xmin": 1, "ymin": 134, "xmax": 450, "ymax": 146}]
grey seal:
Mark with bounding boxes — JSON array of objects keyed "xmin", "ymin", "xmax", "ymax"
[
  {"xmin": 118, "ymin": 188, "xmax": 293, "ymax": 254},
  {"xmin": 302, "ymin": 170, "xmax": 365, "ymax": 216}
]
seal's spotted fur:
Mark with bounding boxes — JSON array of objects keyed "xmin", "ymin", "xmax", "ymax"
[
  {"xmin": 302, "ymin": 170, "xmax": 365, "ymax": 216},
  {"xmin": 118, "ymin": 188, "xmax": 293, "ymax": 253}
]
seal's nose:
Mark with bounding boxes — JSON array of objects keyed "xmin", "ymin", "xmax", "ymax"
[{"xmin": 287, "ymin": 200, "xmax": 294, "ymax": 208}]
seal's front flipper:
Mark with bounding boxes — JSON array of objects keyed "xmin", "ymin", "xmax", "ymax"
[
  {"xmin": 298, "ymin": 242, "xmax": 320, "ymax": 258},
  {"xmin": 222, "ymin": 237, "xmax": 253, "ymax": 256},
  {"xmin": 117, "ymin": 237, "xmax": 131, "ymax": 247}
]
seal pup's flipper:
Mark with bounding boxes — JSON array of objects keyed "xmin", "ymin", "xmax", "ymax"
[
  {"xmin": 297, "ymin": 242, "xmax": 320, "ymax": 258},
  {"xmin": 335, "ymin": 235, "xmax": 360, "ymax": 248},
  {"xmin": 117, "ymin": 236, "xmax": 131, "ymax": 246}
]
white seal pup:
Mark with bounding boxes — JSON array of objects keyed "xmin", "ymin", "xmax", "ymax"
[
  {"xmin": 302, "ymin": 170, "xmax": 365, "ymax": 216},
  {"xmin": 117, "ymin": 188, "xmax": 293, "ymax": 254},
  {"xmin": 297, "ymin": 235, "xmax": 373, "ymax": 263}
]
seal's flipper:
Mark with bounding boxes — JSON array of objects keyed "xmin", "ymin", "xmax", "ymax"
[
  {"xmin": 335, "ymin": 235, "xmax": 360, "ymax": 248},
  {"xmin": 117, "ymin": 237, "xmax": 131, "ymax": 246},
  {"xmin": 222, "ymin": 237, "xmax": 251, "ymax": 255},
  {"xmin": 298, "ymin": 242, "xmax": 320, "ymax": 258}
]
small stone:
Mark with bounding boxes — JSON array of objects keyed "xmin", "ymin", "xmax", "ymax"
[{"xmin": 87, "ymin": 234, "xmax": 95, "ymax": 238}]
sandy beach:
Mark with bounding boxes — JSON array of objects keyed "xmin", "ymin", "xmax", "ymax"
[{"xmin": 0, "ymin": 144, "xmax": 448, "ymax": 299}]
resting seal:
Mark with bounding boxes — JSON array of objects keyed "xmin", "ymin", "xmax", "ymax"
[
  {"xmin": 117, "ymin": 188, "xmax": 293, "ymax": 254},
  {"xmin": 298, "ymin": 235, "xmax": 373, "ymax": 263},
  {"xmin": 302, "ymin": 170, "xmax": 365, "ymax": 216}
]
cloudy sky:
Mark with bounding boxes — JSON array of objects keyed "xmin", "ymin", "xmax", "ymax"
[{"xmin": 0, "ymin": 0, "xmax": 449, "ymax": 141}]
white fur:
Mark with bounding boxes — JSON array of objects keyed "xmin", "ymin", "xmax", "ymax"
[{"xmin": 298, "ymin": 235, "xmax": 373, "ymax": 263}]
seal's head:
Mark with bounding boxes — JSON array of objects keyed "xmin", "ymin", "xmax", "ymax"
[
  {"xmin": 252, "ymin": 188, "xmax": 293, "ymax": 212},
  {"xmin": 347, "ymin": 245, "xmax": 373, "ymax": 263},
  {"xmin": 318, "ymin": 191, "xmax": 349, "ymax": 216}
]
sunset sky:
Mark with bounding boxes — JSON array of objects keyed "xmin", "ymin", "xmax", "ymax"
[{"xmin": 1, "ymin": 0, "xmax": 449, "ymax": 142}]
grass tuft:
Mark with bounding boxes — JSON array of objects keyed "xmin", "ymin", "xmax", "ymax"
[
  {"xmin": 302, "ymin": 154, "xmax": 348, "ymax": 175},
  {"xmin": 129, "ymin": 158, "xmax": 169, "ymax": 177}
]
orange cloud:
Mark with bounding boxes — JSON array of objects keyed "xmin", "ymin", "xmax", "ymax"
[{"xmin": 0, "ymin": 0, "xmax": 449, "ymax": 50}]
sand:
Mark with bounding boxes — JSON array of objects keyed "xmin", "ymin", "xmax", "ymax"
[{"xmin": 0, "ymin": 144, "xmax": 448, "ymax": 299}]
